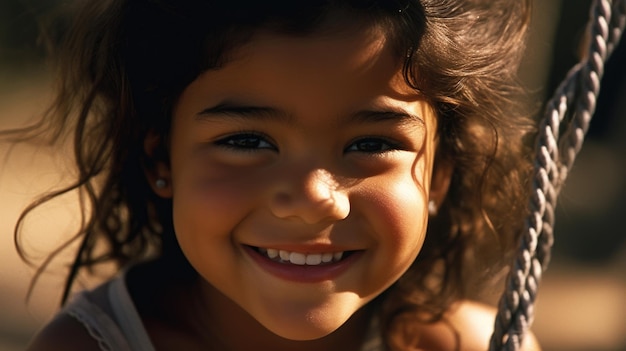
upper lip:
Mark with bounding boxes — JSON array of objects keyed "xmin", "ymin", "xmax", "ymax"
[{"xmin": 243, "ymin": 243, "xmax": 359, "ymax": 254}]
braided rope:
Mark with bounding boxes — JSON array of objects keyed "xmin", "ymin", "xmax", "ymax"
[{"xmin": 489, "ymin": 1, "xmax": 626, "ymax": 350}]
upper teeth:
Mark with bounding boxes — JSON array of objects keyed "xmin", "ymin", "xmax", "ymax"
[{"xmin": 259, "ymin": 248, "xmax": 344, "ymax": 265}]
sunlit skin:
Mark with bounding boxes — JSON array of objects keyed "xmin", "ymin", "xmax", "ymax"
[{"xmin": 152, "ymin": 22, "xmax": 449, "ymax": 350}]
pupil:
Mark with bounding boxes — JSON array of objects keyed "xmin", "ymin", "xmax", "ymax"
[
  {"xmin": 358, "ymin": 140, "xmax": 381, "ymax": 151},
  {"xmin": 235, "ymin": 136, "xmax": 259, "ymax": 147}
]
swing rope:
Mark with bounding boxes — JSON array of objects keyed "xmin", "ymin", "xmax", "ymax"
[{"xmin": 489, "ymin": 0, "xmax": 626, "ymax": 350}]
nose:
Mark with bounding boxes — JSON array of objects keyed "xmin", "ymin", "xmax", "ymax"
[{"xmin": 269, "ymin": 168, "xmax": 350, "ymax": 224}]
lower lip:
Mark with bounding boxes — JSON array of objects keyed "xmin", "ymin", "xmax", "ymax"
[{"xmin": 243, "ymin": 246, "xmax": 363, "ymax": 284}]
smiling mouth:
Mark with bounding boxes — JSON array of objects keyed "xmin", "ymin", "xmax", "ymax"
[{"xmin": 252, "ymin": 247, "xmax": 352, "ymax": 266}]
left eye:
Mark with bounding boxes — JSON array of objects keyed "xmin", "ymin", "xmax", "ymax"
[
  {"xmin": 345, "ymin": 138, "xmax": 397, "ymax": 153},
  {"xmin": 215, "ymin": 133, "xmax": 276, "ymax": 151}
]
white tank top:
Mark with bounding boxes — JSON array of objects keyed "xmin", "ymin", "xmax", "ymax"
[{"xmin": 62, "ymin": 274, "xmax": 155, "ymax": 351}]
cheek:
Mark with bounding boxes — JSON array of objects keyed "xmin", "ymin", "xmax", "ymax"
[
  {"xmin": 171, "ymin": 157, "xmax": 264, "ymax": 220},
  {"xmin": 169, "ymin": 160, "xmax": 261, "ymax": 265},
  {"xmin": 369, "ymin": 154, "xmax": 429, "ymax": 238},
  {"xmin": 378, "ymin": 178, "xmax": 428, "ymax": 249},
  {"xmin": 357, "ymin": 164, "xmax": 430, "ymax": 285}
]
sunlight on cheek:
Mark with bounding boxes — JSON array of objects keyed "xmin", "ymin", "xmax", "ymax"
[{"xmin": 388, "ymin": 174, "xmax": 429, "ymax": 242}]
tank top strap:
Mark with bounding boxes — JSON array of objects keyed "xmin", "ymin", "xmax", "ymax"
[
  {"xmin": 63, "ymin": 292, "xmax": 133, "ymax": 351},
  {"xmin": 108, "ymin": 273, "xmax": 156, "ymax": 351}
]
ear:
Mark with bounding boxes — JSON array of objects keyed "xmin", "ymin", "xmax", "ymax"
[
  {"xmin": 429, "ymin": 158, "xmax": 453, "ymax": 212},
  {"xmin": 143, "ymin": 130, "xmax": 173, "ymax": 198}
]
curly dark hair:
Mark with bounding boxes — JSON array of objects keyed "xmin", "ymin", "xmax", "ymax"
[{"xmin": 7, "ymin": 0, "xmax": 533, "ymax": 344}]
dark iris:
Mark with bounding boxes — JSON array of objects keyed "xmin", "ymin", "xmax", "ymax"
[
  {"xmin": 353, "ymin": 139, "xmax": 390, "ymax": 152},
  {"xmin": 217, "ymin": 133, "xmax": 274, "ymax": 150},
  {"xmin": 228, "ymin": 135, "xmax": 262, "ymax": 148}
]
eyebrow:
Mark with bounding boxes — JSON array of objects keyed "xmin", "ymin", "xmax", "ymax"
[
  {"xmin": 197, "ymin": 101, "xmax": 293, "ymax": 123},
  {"xmin": 349, "ymin": 109, "xmax": 425, "ymax": 128},
  {"xmin": 196, "ymin": 100, "xmax": 425, "ymax": 127}
]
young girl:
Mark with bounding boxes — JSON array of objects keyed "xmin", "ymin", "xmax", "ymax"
[{"xmin": 12, "ymin": 0, "xmax": 540, "ymax": 350}]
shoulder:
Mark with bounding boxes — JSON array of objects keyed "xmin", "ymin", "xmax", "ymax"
[
  {"xmin": 26, "ymin": 313, "xmax": 102, "ymax": 351},
  {"xmin": 444, "ymin": 300, "xmax": 541, "ymax": 351},
  {"xmin": 392, "ymin": 300, "xmax": 541, "ymax": 351},
  {"xmin": 26, "ymin": 284, "xmax": 115, "ymax": 351}
]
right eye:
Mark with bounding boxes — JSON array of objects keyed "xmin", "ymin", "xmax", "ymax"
[{"xmin": 214, "ymin": 133, "xmax": 276, "ymax": 151}]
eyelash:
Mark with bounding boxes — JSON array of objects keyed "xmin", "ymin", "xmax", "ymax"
[{"xmin": 214, "ymin": 133, "xmax": 402, "ymax": 154}]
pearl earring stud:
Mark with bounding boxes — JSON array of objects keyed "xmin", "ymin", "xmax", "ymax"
[
  {"xmin": 428, "ymin": 200, "xmax": 437, "ymax": 216},
  {"xmin": 155, "ymin": 179, "xmax": 167, "ymax": 189}
]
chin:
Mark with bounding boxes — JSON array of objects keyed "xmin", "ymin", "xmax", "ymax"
[
  {"xmin": 260, "ymin": 310, "xmax": 346, "ymax": 341},
  {"xmin": 256, "ymin": 296, "xmax": 362, "ymax": 341},
  {"xmin": 270, "ymin": 324, "xmax": 337, "ymax": 341}
]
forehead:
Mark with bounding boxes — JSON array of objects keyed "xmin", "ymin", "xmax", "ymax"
[
  {"xmin": 188, "ymin": 24, "xmax": 419, "ymax": 107},
  {"xmin": 173, "ymin": 25, "xmax": 435, "ymax": 135},
  {"xmin": 243, "ymin": 27, "xmax": 386, "ymax": 76}
]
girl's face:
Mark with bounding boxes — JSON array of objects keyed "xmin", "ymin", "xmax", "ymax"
[{"xmin": 159, "ymin": 24, "xmax": 447, "ymax": 341}]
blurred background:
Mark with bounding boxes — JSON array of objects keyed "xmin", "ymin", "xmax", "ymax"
[{"xmin": 1, "ymin": 1, "xmax": 625, "ymax": 350}]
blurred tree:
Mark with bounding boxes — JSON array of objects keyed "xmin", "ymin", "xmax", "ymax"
[
  {"xmin": 0, "ymin": 0, "xmax": 64, "ymax": 68},
  {"xmin": 548, "ymin": 0, "xmax": 626, "ymax": 263}
]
